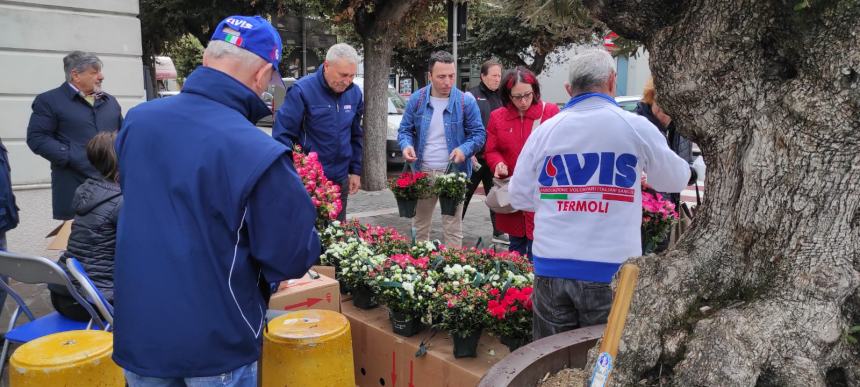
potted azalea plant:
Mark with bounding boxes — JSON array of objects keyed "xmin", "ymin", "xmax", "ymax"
[
  {"xmin": 486, "ymin": 285, "xmax": 534, "ymax": 352},
  {"xmin": 326, "ymin": 238, "xmax": 386, "ymax": 309},
  {"xmin": 389, "ymin": 165, "xmax": 432, "ymax": 218},
  {"xmin": 434, "ymin": 285, "xmax": 491, "ymax": 358},
  {"xmin": 429, "ymin": 263, "xmax": 488, "ymax": 357},
  {"xmin": 292, "ymin": 145, "xmax": 342, "ymax": 228},
  {"xmin": 432, "ymin": 167, "xmax": 468, "ymax": 216},
  {"xmin": 370, "ymin": 254, "xmax": 436, "ymax": 337},
  {"xmin": 641, "ymin": 183, "xmax": 679, "ymax": 254}
]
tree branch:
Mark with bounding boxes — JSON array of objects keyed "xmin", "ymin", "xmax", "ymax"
[{"xmin": 581, "ymin": 0, "xmax": 690, "ymax": 42}]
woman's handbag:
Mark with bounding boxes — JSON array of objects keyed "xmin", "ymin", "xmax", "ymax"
[{"xmin": 485, "ymin": 178, "xmax": 516, "ymax": 214}]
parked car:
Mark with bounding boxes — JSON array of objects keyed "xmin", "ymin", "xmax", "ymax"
[
  {"xmin": 615, "ymin": 95, "xmax": 642, "ymax": 112},
  {"xmin": 255, "ymin": 77, "xmax": 298, "ymax": 128},
  {"xmin": 353, "ymin": 77, "xmax": 406, "ymax": 166}
]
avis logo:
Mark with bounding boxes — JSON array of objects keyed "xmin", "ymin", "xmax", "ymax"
[
  {"xmin": 539, "ymin": 152, "xmax": 638, "ymax": 188},
  {"xmin": 225, "ymin": 17, "xmax": 254, "ymax": 29}
]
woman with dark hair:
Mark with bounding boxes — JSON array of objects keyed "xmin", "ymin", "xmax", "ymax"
[
  {"xmin": 49, "ymin": 130, "xmax": 122, "ymax": 321},
  {"xmin": 484, "ymin": 67, "xmax": 560, "ymax": 257}
]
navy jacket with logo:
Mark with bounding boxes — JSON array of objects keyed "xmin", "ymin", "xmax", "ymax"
[
  {"xmin": 113, "ymin": 66, "xmax": 321, "ymax": 377},
  {"xmin": 273, "ymin": 64, "xmax": 364, "ymax": 182}
]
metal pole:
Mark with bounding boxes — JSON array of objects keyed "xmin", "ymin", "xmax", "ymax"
[
  {"xmin": 301, "ymin": 15, "xmax": 307, "ymax": 76},
  {"xmin": 452, "ymin": 0, "xmax": 458, "ymax": 71}
]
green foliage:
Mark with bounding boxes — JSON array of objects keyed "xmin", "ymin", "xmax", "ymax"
[
  {"xmin": 846, "ymin": 325, "xmax": 860, "ymax": 345},
  {"xmin": 462, "ymin": 0, "xmax": 599, "ymax": 75},
  {"xmin": 162, "ymin": 34, "xmax": 204, "ymax": 81}
]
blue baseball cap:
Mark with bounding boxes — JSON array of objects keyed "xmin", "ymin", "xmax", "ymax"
[{"xmin": 210, "ymin": 15, "xmax": 284, "ymax": 88}]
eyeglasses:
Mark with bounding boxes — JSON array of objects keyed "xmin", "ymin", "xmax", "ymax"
[{"xmin": 510, "ymin": 91, "xmax": 534, "ymax": 101}]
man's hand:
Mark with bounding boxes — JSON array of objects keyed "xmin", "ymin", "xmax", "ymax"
[
  {"xmin": 349, "ymin": 174, "xmax": 361, "ymax": 194},
  {"xmin": 403, "ymin": 146, "xmax": 417, "ymax": 162},
  {"xmin": 494, "ymin": 162, "xmax": 509, "ymax": 178},
  {"xmin": 471, "ymin": 156, "xmax": 480, "ymax": 170},
  {"xmin": 449, "ymin": 148, "xmax": 466, "ymax": 164}
]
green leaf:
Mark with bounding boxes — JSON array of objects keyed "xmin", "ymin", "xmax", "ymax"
[
  {"xmin": 849, "ymin": 325, "xmax": 860, "ymax": 334},
  {"xmin": 794, "ymin": 0, "xmax": 810, "ymax": 11},
  {"xmin": 472, "ymin": 272, "xmax": 485, "ymax": 286},
  {"xmin": 432, "ymin": 256, "xmax": 445, "ymax": 270},
  {"xmin": 501, "ymin": 278, "xmax": 512, "ymax": 297},
  {"xmin": 379, "ymin": 281, "xmax": 403, "ymax": 288}
]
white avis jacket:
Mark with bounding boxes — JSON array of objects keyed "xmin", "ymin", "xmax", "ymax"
[{"xmin": 509, "ymin": 94, "xmax": 690, "ymax": 283}]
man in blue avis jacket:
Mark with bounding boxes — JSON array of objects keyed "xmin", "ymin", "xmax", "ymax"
[
  {"xmin": 113, "ymin": 16, "xmax": 320, "ymax": 386},
  {"xmin": 273, "ymin": 43, "xmax": 363, "ymax": 221}
]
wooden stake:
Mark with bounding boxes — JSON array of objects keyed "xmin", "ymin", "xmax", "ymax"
[{"xmin": 589, "ymin": 264, "xmax": 640, "ymax": 387}]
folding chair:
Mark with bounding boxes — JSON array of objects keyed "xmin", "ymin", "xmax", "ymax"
[
  {"xmin": 65, "ymin": 258, "xmax": 113, "ymax": 327},
  {"xmin": 0, "ymin": 251, "xmax": 106, "ymax": 378}
]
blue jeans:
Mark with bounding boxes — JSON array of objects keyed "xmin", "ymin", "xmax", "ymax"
[
  {"xmin": 124, "ymin": 361, "xmax": 257, "ymax": 387},
  {"xmin": 508, "ymin": 235, "xmax": 532, "ymax": 260}
]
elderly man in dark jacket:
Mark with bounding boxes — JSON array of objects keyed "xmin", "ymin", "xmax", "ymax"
[{"xmin": 27, "ymin": 51, "xmax": 123, "ymax": 220}]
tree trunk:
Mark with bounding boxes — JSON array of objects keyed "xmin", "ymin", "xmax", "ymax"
[
  {"xmin": 361, "ymin": 37, "xmax": 395, "ymax": 191},
  {"xmin": 579, "ymin": 0, "xmax": 860, "ymax": 385},
  {"xmin": 353, "ymin": 0, "xmax": 421, "ymax": 191}
]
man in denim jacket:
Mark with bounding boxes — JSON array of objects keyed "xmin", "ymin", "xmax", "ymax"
[{"xmin": 398, "ymin": 51, "xmax": 485, "ymax": 248}]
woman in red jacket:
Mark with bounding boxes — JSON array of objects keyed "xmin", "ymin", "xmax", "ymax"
[{"xmin": 485, "ymin": 67, "xmax": 560, "ymax": 258}]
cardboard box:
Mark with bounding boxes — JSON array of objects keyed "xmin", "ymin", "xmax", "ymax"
[
  {"xmin": 342, "ymin": 301, "xmax": 509, "ymax": 387},
  {"xmin": 268, "ymin": 273, "xmax": 340, "ymax": 313},
  {"xmin": 311, "ymin": 265, "xmax": 336, "ymax": 280},
  {"xmin": 46, "ymin": 220, "xmax": 73, "ymax": 251}
]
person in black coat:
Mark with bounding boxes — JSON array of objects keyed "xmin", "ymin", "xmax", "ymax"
[
  {"xmin": 49, "ymin": 131, "xmax": 122, "ymax": 321},
  {"xmin": 463, "ymin": 60, "xmax": 506, "ymax": 243},
  {"xmin": 0, "ymin": 138, "xmax": 20, "ymax": 321},
  {"xmin": 27, "ymin": 51, "xmax": 123, "ymax": 220}
]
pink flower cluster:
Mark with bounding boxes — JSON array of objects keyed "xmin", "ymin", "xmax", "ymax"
[
  {"xmin": 358, "ymin": 225, "xmax": 408, "ymax": 244},
  {"xmin": 389, "ymin": 253, "xmax": 430, "ymax": 270},
  {"xmin": 292, "ymin": 145, "xmax": 342, "ymax": 227},
  {"xmin": 642, "ymin": 190, "xmax": 678, "ymax": 222}
]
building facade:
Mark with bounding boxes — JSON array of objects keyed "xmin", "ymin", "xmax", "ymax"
[{"xmin": 0, "ymin": 0, "xmax": 145, "ymax": 184}]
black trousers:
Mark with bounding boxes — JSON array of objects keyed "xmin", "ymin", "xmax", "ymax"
[
  {"xmin": 462, "ymin": 156, "xmax": 499, "ymax": 235},
  {"xmin": 49, "ymin": 289, "xmax": 92, "ymax": 322}
]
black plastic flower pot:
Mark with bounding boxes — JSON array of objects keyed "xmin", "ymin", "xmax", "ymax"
[
  {"xmin": 396, "ymin": 198, "xmax": 418, "ymax": 218},
  {"xmin": 500, "ymin": 334, "xmax": 530, "ymax": 352},
  {"xmin": 389, "ymin": 310, "xmax": 422, "ymax": 337},
  {"xmin": 452, "ymin": 329, "xmax": 482, "ymax": 358},
  {"xmin": 351, "ymin": 285, "xmax": 378, "ymax": 309},
  {"xmin": 339, "ymin": 280, "xmax": 350, "ymax": 295},
  {"xmin": 439, "ymin": 196, "xmax": 460, "ymax": 216}
]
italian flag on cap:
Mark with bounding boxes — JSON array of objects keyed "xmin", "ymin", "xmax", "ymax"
[{"xmin": 225, "ymin": 33, "xmax": 243, "ymax": 46}]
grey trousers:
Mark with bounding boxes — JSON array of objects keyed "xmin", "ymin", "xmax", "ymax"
[{"xmin": 532, "ymin": 275, "xmax": 613, "ymax": 340}]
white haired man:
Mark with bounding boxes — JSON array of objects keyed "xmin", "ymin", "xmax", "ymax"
[
  {"xmin": 113, "ymin": 16, "xmax": 320, "ymax": 386},
  {"xmin": 508, "ymin": 49, "xmax": 691, "ymax": 339},
  {"xmin": 274, "ymin": 43, "xmax": 364, "ymax": 221}
]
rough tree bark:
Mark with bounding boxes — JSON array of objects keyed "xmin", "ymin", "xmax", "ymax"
[
  {"xmin": 580, "ymin": 0, "xmax": 860, "ymax": 385},
  {"xmin": 353, "ymin": 1, "xmax": 421, "ymax": 191}
]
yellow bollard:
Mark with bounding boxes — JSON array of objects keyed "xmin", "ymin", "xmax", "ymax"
[
  {"xmin": 262, "ymin": 309, "xmax": 355, "ymax": 387},
  {"xmin": 9, "ymin": 330, "xmax": 123, "ymax": 387}
]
